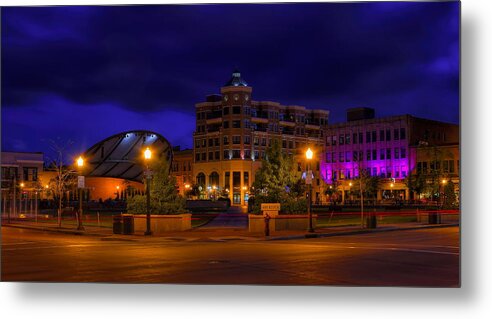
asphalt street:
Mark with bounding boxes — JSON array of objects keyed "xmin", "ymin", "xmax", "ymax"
[{"xmin": 1, "ymin": 226, "xmax": 459, "ymax": 286}]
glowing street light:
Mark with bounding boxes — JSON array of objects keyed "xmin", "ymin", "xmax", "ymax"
[
  {"xmin": 143, "ymin": 147, "xmax": 153, "ymax": 236},
  {"xmin": 75, "ymin": 155, "xmax": 85, "ymax": 230},
  {"xmin": 306, "ymin": 147, "xmax": 313, "ymax": 160},
  {"xmin": 305, "ymin": 147, "xmax": 314, "ymax": 233},
  {"xmin": 144, "ymin": 147, "xmax": 152, "ymax": 160},
  {"xmin": 76, "ymin": 157, "xmax": 84, "ymax": 168}
]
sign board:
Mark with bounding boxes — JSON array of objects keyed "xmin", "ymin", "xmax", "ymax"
[
  {"xmin": 77, "ymin": 176, "xmax": 85, "ymax": 189},
  {"xmin": 261, "ymin": 203, "xmax": 280, "ymax": 217}
]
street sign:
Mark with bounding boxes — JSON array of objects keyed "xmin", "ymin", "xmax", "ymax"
[{"xmin": 77, "ymin": 176, "xmax": 85, "ymax": 188}]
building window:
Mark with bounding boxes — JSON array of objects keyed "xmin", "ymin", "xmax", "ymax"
[
  {"xmin": 394, "ymin": 128, "xmax": 399, "ymax": 140},
  {"xmin": 394, "ymin": 148, "xmax": 399, "ymax": 159},
  {"xmin": 386, "ymin": 148, "xmax": 391, "ymax": 159},
  {"xmin": 201, "ymin": 139, "xmax": 206, "ymax": 147},
  {"xmin": 23, "ymin": 167, "xmax": 38, "ymax": 181},
  {"xmin": 223, "ymin": 136, "xmax": 229, "ymax": 145},
  {"xmin": 201, "ymin": 153, "xmax": 206, "ymax": 161},
  {"xmin": 244, "ymin": 136, "xmax": 250, "ymax": 144},
  {"xmin": 232, "ymin": 106, "xmax": 241, "ymax": 114},
  {"xmin": 208, "ymin": 139, "xmax": 213, "ymax": 147},
  {"xmin": 353, "ymin": 133, "xmax": 358, "ymax": 144},
  {"xmin": 354, "ymin": 151, "xmax": 359, "ymax": 162},
  {"xmin": 195, "ymin": 138, "xmax": 200, "ymax": 148},
  {"xmin": 366, "ymin": 131, "xmax": 371, "ymax": 143},
  {"xmin": 380, "ymin": 149, "xmax": 385, "ymax": 160},
  {"xmin": 225, "ymin": 172, "xmax": 230, "ymax": 189},
  {"xmin": 215, "ymin": 151, "xmax": 220, "ymax": 160},
  {"xmin": 232, "ymin": 150, "xmax": 241, "ymax": 159},
  {"xmin": 209, "ymin": 152, "xmax": 213, "ymax": 160},
  {"xmin": 372, "ymin": 131, "xmax": 376, "ymax": 142},
  {"xmin": 232, "ymin": 136, "xmax": 241, "ymax": 144},
  {"xmin": 244, "ymin": 120, "xmax": 250, "ymax": 129},
  {"xmin": 366, "ymin": 150, "xmax": 371, "ymax": 161},
  {"xmin": 223, "ymin": 107, "xmax": 229, "ymax": 115},
  {"xmin": 339, "ymin": 135, "xmax": 344, "ymax": 145},
  {"xmin": 372, "ymin": 149, "xmax": 377, "ymax": 160},
  {"xmin": 372, "ymin": 167, "xmax": 377, "ymax": 176},
  {"xmin": 400, "ymin": 128, "xmax": 406, "ymax": 139},
  {"xmin": 358, "ymin": 133, "xmax": 363, "ymax": 144},
  {"xmin": 262, "ymin": 138, "xmax": 267, "ymax": 146},
  {"xmin": 332, "ymin": 136, "xmax": 337, "ymax": 146},
  {"xmin": 345, "ymin": 152, "xmax": 351, "ymax": 162},
  {"xmin": 232, "ymin": 120, "xmax": 241, "ymax": 128},
  {"xmin": 331, "ymin": 152, "xmax": 336, "ymax": 163},
  {"xmin": 380, "ymin": 130, "xmax": 384, "ymax": 142},
  {"xmin": 401, "ymin": 148, "xmax": 406, "ymax": 158},
  {"xmin": 386, "ymin": 129, "xmax": 391, "ymax": 141},
  {"xmin": 254, "ymin": 137, "xmax": 259, "ymax": 145},
  {"xmin": 195, "ymin": 153, "xmax": 200, "ymax": 161},
  {"xmin": 223, "ymin": 121, "xmax": 229, "ymax": 129},
  {"xmin": 326, "ymin": 153, "xmax": 331, "ymax": 163},
  {"xmin": 223, "ymin": 150, "xmax": 230, "ymax": 160},
  {"xmin": 449, "ymin": 160, "xmax": 455, "ymax": 173},
  {"xmin": 345, "ymin": 134, "xmax": 351, "ymax": 145},
  {"xmin": 244, "ymin": 171, "xmax": 249, "ymax": 186},
  {"xmin": 339, "ymin": 152, "xmax": 344, "ymax": 162}
]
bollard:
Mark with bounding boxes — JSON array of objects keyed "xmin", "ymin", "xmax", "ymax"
[{"xmin": 264, "ymin": 213, "xmax": 271, "ymax": 237}]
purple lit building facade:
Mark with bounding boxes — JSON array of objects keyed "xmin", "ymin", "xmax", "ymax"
[{"xmin": 321, "ymin": 108, "xmax": 459, "ymax": 203}]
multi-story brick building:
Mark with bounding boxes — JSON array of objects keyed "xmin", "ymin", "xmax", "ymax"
[
  {"xmin": 193, "ymin": 70, "xmax": 329, "ymax": 206},
  {"xmin": 170, "ymin": 147, "xmax": 194, "ymax": 196},
  {"xmin": 1, "ymin": 151, "xmax": 46, "ymax": 216},
  {"xmin": 321, "ymin": 108, "xmax": 459, "ymax": 203}
]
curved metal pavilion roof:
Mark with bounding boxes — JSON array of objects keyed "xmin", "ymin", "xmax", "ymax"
[{"xmin": 83, "ymin": 130, "xmax": 173, "ymax": 182}]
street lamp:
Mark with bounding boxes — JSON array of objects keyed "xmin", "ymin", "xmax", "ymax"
[
  {"xmin": 144, "ymin": 147, "xmax": 153, "ymax": 236},
  {"xmin": 76, "ymin": 156, "xmax": 85, "ymax": 230},
  {"xmin": 305, "ymin": 147, "xmax": 314, "ymax": 233}
]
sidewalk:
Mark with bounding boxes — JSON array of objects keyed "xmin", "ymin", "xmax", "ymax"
[{"xmin": 1, "ymin": 220, "xmax": 459, "ymax": 242}]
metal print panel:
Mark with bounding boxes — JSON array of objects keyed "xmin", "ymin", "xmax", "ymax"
[{"xmin": 1, "ymin": 1, "xmax": 460, "ymax": 286}]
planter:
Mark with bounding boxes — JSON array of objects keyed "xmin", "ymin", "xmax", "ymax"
[{"xmin": 133, "ymin": 214, "xmax": 192, "ymax": 234}]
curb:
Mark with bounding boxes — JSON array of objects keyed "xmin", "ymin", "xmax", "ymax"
[
  {"xmin": 2, "ymin": 223, "xmax": 109, "ymax": 237},
  {"xmin": 3, "ymin": 222, "xmax": 459, "ymax": 242}
]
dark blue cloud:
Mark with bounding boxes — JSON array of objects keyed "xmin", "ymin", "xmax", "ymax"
[{"xmin": 1, "ymin": 2, "xmax": 459, "ymax": 158}]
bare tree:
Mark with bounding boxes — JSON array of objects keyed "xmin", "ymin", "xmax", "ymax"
[{"xmin": 46, "ymin": 139, "xmax": 76, "ymax": 227}]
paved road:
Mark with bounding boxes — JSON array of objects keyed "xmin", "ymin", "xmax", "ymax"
[{"xmin": 1, "ymin": 226, "xmax": 459, "ymax": 286}]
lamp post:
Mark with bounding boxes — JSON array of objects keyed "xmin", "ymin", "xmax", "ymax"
[
  {"xmin": 20, "ymin": 182, "xmax": 25, "ymax": 216},
  {"xmin": 305, "ymin": 147, "xmax": 314, "ymax": 233},
  {"xmin": 76, "ymin": 156, "xmax": 85, "ymax": 230},
  {"xmin": 144, "ymin": 147, "xmax": 153, "ymax": 236},
  {"xmin": 441, "ymin": 179, "xmax": 447, "ymax": 208}
]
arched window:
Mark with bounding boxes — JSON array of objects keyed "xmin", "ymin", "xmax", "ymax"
[
  {"xmin": 196, "ymin": 173, "xmax": 206, "ymax": 186},
  {"xmin": 209, "ymin": 172, "xmax": 219, "ymax": 187}
]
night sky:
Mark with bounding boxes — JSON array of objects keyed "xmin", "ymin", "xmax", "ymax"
[{"xmin": 1, "ymin": 2, "xmax": 459, "ymax": 160}]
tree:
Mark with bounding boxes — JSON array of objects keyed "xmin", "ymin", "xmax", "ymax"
[
  {"xmin": 251, "ymin": 139, "xmax": 306, "ymax": 214},
  {"xmin": 351, "ymin": 169, "xmax": 381, "ymax": 227},
  {"xmin": 127, "ymin": 156, "xmax": 187, "ymax": 215},
  {"xmin": 404, "ymin": 172, "xmax": 427, "ymax": 201},
  {"xmin": 443, "ymin": 180, "xmax": 457, "ymax": 209},
  {"xmin": 46, "ymin": 139, "xmax": 77, "ymax": 227}
]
